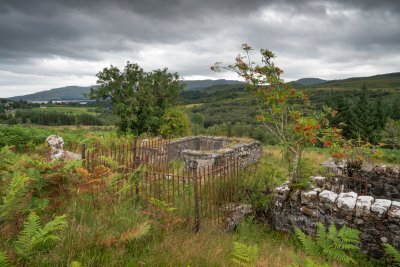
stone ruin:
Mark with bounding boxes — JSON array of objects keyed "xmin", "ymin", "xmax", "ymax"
[
  {"xmin": 321, "ymin": 158, "xmax": 400, "ymax": 201},
  {"xmin": 45, "ymin": 135, "xmax": 81, "ymax": 161},
  {"xmin": 166, "ymin": 136, "xmax": 262, "ymax": 171},
  {"xmin": 273, "ymin": 159, "xmax": 400, "ymax": 258}
]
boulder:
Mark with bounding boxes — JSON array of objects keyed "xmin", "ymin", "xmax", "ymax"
[
  {"xmin": 225, "ymin": 204, "xmax": 252, "ymax": 232},
  {"xmin": 46, "ymin": 135, "xmax": 81, "ymax": 161}
]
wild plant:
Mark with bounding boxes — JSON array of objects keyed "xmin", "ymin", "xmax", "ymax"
[
  {"xmin": 230, "ymin": 241, "xmax": 259, "ymax": 267},
  {"xmin": 294, "ymin": 222, "xmax": 360, "ymax": 265},
  {"xmin": 383, "ymin": 243, "xmax": 400, "ymax": 266}
]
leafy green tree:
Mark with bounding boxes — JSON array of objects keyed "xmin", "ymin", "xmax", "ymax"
[
  {"xmin": 350, "ymin": 84, "xmax": 385, "ymax": 143},
  {"xmin": 88, "ymin": 62, "xmax": 183, "ymax": 134},
  {"xmin": 159, "ymin": 107, "xmax": 191, "ymax": 138},
  {"xmin": 212, "ymin": 44, "xmax": 338, "ymax": 183},
  {"xmin": 390, "ymin": 95, "xmax": 400, "ymax": 120}
]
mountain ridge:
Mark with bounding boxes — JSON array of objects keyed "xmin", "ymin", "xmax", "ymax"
[{"xmin": 7, "ymin": 72, "xmax": 400, "ymax": 101}]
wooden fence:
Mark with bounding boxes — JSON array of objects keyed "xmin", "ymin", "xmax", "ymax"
[{"xmin": 82, "ymin": 138, "xmax": 240, "ymax": 231}]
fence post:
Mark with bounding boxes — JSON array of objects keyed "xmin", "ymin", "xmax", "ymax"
[
  {"xmin": 192, "ymin": 162, "xmax": 200, "ymax": 233},
  {"xmin": 81, "ymin": 144, "xmax": 86, "ymax": 168}
]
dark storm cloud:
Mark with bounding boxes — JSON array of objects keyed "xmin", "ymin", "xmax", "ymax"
[{"xmin": 0, "ymin": 0, "xmax": 399, "ymax": 97}]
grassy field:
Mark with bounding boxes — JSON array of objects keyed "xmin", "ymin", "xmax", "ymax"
[
  {"xmin": 1, "ymin": 126, "xmax": 398, "ymax": 266},
  {"xmin": 31, "ymin": 105, "xmax": 98, "ymax": 115}
]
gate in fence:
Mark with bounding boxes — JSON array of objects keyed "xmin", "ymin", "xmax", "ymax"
[{"xmin": 81, "ymin": 138, "xmax": 240, "ymax": 231}]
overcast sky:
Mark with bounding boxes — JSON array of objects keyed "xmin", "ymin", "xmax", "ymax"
[{"xmin": 0, "ymin": 0, "xmax": 399, "ymax": 98}]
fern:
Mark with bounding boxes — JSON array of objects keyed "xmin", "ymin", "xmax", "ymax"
[
  {"xmin": 384, "ymin": 243, "xmax": 400, "ymax": 266},
  {"xmin": 14, "ymin": 212, "xmax": 67, "ymax": 260},
  {"xmin": 0, "ymin": 251, "xmax": 9, "ymax": 267},
  {"xmin": 119, "ymin": 222, "xmax": 150, "ymax": 243},
  {"xmin": 230, "ymin": 241, "xmax": 258, "ymax": 267},
  {"xmin": 70, "ymin": 260, "xmax": 83, "ymax": 267},
  {"xmin": 294, "ymin": 227, "xmax": 321, "ymax": 258},
  {"xmin": 295, "ymin": 222, "xmax": 360, "ymax": 264},
  {"xmin": 303, "ymin": 257, "xmax": 331, "ymax": 267},
  {"xmin": 0, "ymin": 172, "xmax": 30, "ymax": 220}
]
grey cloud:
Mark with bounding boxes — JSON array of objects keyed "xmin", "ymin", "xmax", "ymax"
[{"xmin": 0, "ymin": 0, "xmax": 399, "ymax": 97}]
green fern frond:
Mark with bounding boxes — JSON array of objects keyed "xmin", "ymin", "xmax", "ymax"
[
  {"xmin": 322, "ymin": 246, "xmax": 354, "ymax": 264},
  {"xmin": 294, "ymin": 227, "xmax": 321, "ymax": 258},
  {"xmin": 384, "ymin": 243, "xmax": 400, "ymax": 266},
  {"xmin": 14, "ymin": 212, "xmax": 67, "ymax": 260},
  {"xmin": 295, "ymin": 223, "xmax": 360, "ymax": 264},
  {"xmin": 0, "ymin": 251, "xmax": 9, "ymax": 267},
  {"xmin": 304, "ymin": 257, "xmax": 331, "ymax": 267},
  {"xmin": 0, "ymin": 172, "xmax": 30, "ymax": 220},
  {"xmin": 230, "ymin": 241, "xmax": 258, "ymax": 267},
  {"xmin": 337, "ymin": 225, "xmax": 360, "ymax": 245},
  {"xmin": 70, "ymin": 260, "xmax": 83, "ymax": 267}
]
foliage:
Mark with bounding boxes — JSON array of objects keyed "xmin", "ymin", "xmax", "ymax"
[
  {"xmin": 212, "ymin": 44, "xmax": 338, "ymax": 182},
  {"xmin": 0, "ymin": 252, "xmax": 9, "ymax": 267},
  {"xmin": 15, "ymin": 110, "xmax": 104, "ymax": 126},
  {"xmin": 294, "ymin": 222, "xmax": 361, "ymax": 264},
  {"xmin": 230, "ymin": 241, "xmax": 259, "ymax": 267},
  {"xmin": 14, "ymin": 212, "xmax": 67, "ymax": 261},
  {"xmin": 383, "ymin": 243, "xmax": 400, "ymax": 266},
  {"xmin": 381, "ymin": 119, "xmax": 400, "ymax": 149},
  {"xmin": 0, "ymin": 172, "xmax": 30, "ymax": 221},
  {"xmin": 88, "ymin": 62, "xmax": 183, "ymax": 134},
  {"xmin": 159, "ymin": 107, "xmax": 191, "ymax": 138},
  {"xmin": 142, "ymin": 198, "xmax": 181, "ymax": 231}
]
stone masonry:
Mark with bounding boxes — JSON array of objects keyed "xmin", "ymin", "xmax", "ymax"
[
  {"xmin": 273, "ymin": 178, "xmax": 400, "ymax": 258},
  {"xmin": 166, "ymin": 136, "xmax": 262, "ymax": 171}
]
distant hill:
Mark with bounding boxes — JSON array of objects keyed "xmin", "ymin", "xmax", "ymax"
[
  {"xmin": 182, "ymin": 79, "xmax": 244, "ymax": 91},
  {"xmin": 8, "ymin": 72, "xmax": 400, "ymax": 101},
  {"xmin": 9, "ymin": 86, "xmax": 94, "ymax": 101},
  {"xmin": 8, "ymin": 79, "xmax": 244, "ymax": 101},
  {"xmin": 291, "ymin": 78, "xmax": 327, "ymax": 87}
]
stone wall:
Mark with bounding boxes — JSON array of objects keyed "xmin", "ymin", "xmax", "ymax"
[
  {"xmin": 166, "ymin": 136, "xmax": 262, "ymax": 171},
  {"xmin": 321, "ymin": 158, "xmax": 400, "ymax": 201},
  {"xmin": 273, "ymin": 178, "xmax": 400, "ymax": 258}
]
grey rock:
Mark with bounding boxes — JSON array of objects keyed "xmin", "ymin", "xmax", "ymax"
[
  {"xmin": 336, "ymin": 192, "xmax": 358, "ymax": 211},
  {"xmin": 371, "ymin": 199, "xmax": 392, "ymax": 217},
  {"xmin": 355, "ymin": 196, "xmax": 374, "ymax": 217},
  {"xmin": 301, "ymin": 190, "xmax": 318, "ymax": 205},
  {"xmin": 388, "ymin": 201, "xmax": 400, "ymax": 220},
  {"xmin": 319, "ymin": 190, "xmax": 338, "ymax": 204},
  {"xmin": 46, "ymin": 135, "xmax": 81, "ymax": 161}
]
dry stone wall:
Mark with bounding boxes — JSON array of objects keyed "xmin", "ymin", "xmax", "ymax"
[
  {"xmin": 166, "ymin": 136, "xmax": 262, "ymax": 171},
  {"xmin": 321, "ymin": 158, "xmax": 400, "ymax": 201},
  {"xmin": 273, "ymin": 177, "xmax": 400, "ymax": 258}
]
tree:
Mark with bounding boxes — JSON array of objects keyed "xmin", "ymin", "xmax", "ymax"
[
  {"xmin": 88, "ymin": 62, "xmax": 183, "ymax": 134},
  {"xmin": 381, "ymin": 119, "xmax": 400, "ymax": 148},
  {"xmin": 159, "ymin": 107, "xmax": 191, "ymax": 138},
  {"xmin": 212, "ymin": 44, "xmax": 338, "ymax": 183},
  {"xmin": 350, "ymin": 84, "xmax": 385, "ymax": 143}
]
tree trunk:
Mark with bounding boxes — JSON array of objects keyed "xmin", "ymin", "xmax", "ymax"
[{"xmin": 290, "ymin": 150, "xmax": 301, "ymax": 183}]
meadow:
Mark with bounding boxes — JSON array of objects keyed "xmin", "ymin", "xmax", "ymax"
[{"xmin": 31, "ymin": 106, "xmax": 98, "ymax": 115}]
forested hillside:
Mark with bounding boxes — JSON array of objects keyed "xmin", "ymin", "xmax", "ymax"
[{"xmin": 182, "ymin": 72, "xmax": 400, "ymax": 147}]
